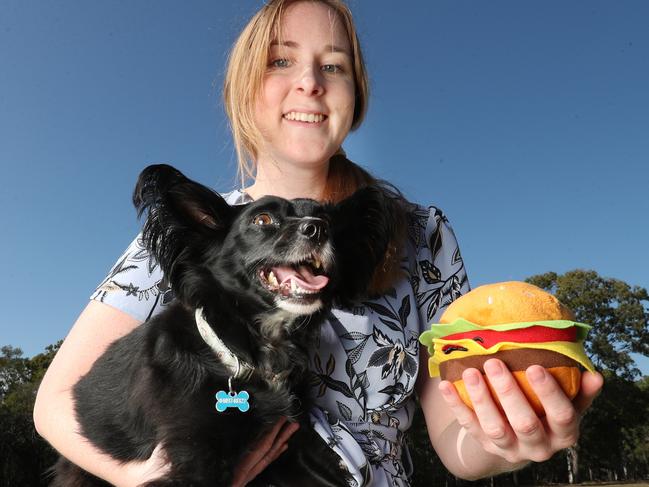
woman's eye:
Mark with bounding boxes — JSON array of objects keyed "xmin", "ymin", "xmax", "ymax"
[
  {"xmin": 270, "ymin": 58, "xmax": 290, "ymax": 68},
  {"xmin": 322, "ymin": 64, "xmax": 343, "ymax": 74},
  {"xmin": 253, "ymin": 213, "xmax": 274, "ymax": 226}
]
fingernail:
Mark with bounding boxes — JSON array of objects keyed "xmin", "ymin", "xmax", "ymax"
[
  {"xmin": 439, "ymin": 382, "xmax": 453, "ymax": 398},
  {"xmin": 484, "ymin": 360, "xmax": 503, "ymax": 378},
  {"xmin": 528, "ymin": 366, "xmax": 546, "ymax": 384}
]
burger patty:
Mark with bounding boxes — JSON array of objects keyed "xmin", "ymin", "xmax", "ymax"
[{"xmin": 439, "ymin": 348, "xmax": 580, "ymax": 383}]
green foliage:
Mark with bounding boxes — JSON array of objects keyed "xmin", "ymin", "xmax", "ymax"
[
  {"xmin": 0, "ymin": 343, "xmax": 60, "ymax": 487},
  {"xmin": 527, "ymin": 269, "xmax": 649, "ymax": 380},
  {"xmin": 527, "ymin": 270, "xmax": 649, "ymax": 482},
  {"xmin": 577, "ymin": 370, "xmax": 649, "ymax": 477},
  {"xmin": 0, "ymin": 345, "xmax": 29, "ymax": 400}
]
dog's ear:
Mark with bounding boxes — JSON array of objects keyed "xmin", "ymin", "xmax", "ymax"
[
  {"xmin": 329, "ymin": 185, "xmax": 405, "ymax": 302},
  {"xmin": 133, "ymin": 164, "xmax": 234, "ymax": 275}
]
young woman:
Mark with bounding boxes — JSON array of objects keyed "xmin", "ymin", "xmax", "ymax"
[{"xmin": 34, "ymin": 1, "xmax": 603, "ymax": 486}]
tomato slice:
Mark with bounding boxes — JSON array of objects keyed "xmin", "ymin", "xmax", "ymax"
[{"xmin": 443, "ymin": 325, "xmax": 577, "ymax": 349}]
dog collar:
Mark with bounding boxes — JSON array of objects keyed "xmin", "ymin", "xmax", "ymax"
[{"xmin": 195, "ymin": 308, "xmax": 255, "ymax": 381}]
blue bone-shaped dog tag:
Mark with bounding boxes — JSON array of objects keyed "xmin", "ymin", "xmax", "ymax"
[{"xmin": 215, "ymin": 390, "xmax": 250, "ymax": 412}]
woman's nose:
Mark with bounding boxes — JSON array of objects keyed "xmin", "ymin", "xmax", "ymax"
[{"xmin": 295, "ymin": 65, "xmax": 324, "ymax": 96}]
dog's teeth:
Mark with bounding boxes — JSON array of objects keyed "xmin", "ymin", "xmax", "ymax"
[
  {"xmin": 268, "ymin": 271, "xmax": 278, "ymax": 287},
  {"xmin": 313, "ymin": 258, "xmax": 321, "ymax": 269},
  {"xmin": 291, "ymin": 279, "xmax": 297, "ymax": 293},
  {"xmin": 280, "ymin": 282, "xmax": 291, "ymax": 297}
]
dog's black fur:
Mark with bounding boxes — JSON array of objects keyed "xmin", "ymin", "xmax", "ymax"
[{"xmin": 52, "ymin": 164, "xmax": 402, "ymax": 486}]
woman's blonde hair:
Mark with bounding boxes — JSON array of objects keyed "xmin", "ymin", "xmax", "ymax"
[
  {"xmin": 223, "ymin": 0, "xmax": 407, "ymax": 293},
  {"xmin": 223, "ymin": 0, "xmax": 369, "ymax": 192}
]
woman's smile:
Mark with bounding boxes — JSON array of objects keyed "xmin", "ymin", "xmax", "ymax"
[{"xmin": 282, "ymin": 111, "xmax": 328, "ymax": 124}]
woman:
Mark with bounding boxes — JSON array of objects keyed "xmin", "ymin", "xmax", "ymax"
[{"xmin": 34, "ymin": 1, "xmax": 603, "ymax": 485}]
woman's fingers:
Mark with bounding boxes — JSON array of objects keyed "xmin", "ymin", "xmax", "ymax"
[
  {"xmin": 133, "ymin": 442, "xmax": 172, "ymax": 483},
  {"xmin": 515, "ymin": 364, "xmax": 582, "ymax": 462},
  {"xmin": 230, "ymin": 417, "xmax": 300, "ymax": 487},
  {"xmin": 481, "ymin": 360, "xmax": 550, "ymax": 460},
  {"xmin": 439, "ymin": 368, "xmax": 519, "ymax": 458},
  {"xmin": 273, "ymin": 419, "xmax": 301, "ymax": 450},
  {"xmin": 438, "ymin": 379, "xmax": 479, "ymax": 432},
  {"xmin": 440, "ymin": 363, "xmax": 603, "ymax": 466},
  {"xmin": 461, "ymin": 366, "xmax": 518, "ymax": 453},
  {"xmin": 438, "ymin": 376, "xmax": 517, "ymax": 461},
  {"xmin": 241, "ymin": 443, "xmax": 288, "ymax": 486},
  {"xmin": 525, "ymin": 365, "xmax": 578, "ymax": 446},
  {"xmin": 148, "ymin": 443, "xmax": 172, "ymax": 472},
  {"xmin": 573, "ymin": 370, "xmax": 604, "ymax": 414}
]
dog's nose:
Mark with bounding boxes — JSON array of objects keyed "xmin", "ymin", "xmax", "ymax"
[{"xmin": 298, "ymin": 218, "xmax": 327, "ymax": 243}]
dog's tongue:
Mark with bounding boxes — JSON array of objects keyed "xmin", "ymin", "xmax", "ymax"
[{"xmin": 273, "ymin": 265, "xmax": 329, "ymax": 291}]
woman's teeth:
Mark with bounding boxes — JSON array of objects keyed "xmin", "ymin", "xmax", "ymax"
[{"xmin": 283, "ymin": 112, "xmax": 326, "ymax": 123}]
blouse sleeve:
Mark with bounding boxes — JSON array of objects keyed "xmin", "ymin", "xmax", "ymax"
[
  {"xmin": 90, "ymin": 233, "xmax": 174, "ymax": 322},
  {"xmin": 410, "ymin": 205, "xmax": 470, "ymax": 333}
]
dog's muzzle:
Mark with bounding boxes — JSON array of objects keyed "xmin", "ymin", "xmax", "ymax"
[{"xmin": 258, "ymin": 216, "xmax": 334, "ymax": 315}]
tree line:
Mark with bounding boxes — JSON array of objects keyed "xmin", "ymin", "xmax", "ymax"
[{"xmin": 1, "ymin": 270, "xmax": 648, "ymax": 486}]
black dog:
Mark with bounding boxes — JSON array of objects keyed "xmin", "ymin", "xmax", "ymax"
[{"xmin": 52, "ymin": 164, "xmax": 402, "ymax": 486}]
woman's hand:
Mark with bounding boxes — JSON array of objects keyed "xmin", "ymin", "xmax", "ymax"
[
  {"xmin": 127, "ymin": 418, "xmax": 299, "ymax": 487},
  {"xmin": 122, "ymin": 443, "xmax": 171, "ymax": 487},
  {"xmin": 230, "ymin": 417, "xmax": 300, "ymax": 487},
  {"xmin": 438, "ymin": 358, "xmax": 604, "ymax": 465}
]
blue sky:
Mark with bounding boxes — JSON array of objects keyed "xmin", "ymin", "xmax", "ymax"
[{"xmin": 1, "ymin": 1, "xmax": 647, "ymax": 373}]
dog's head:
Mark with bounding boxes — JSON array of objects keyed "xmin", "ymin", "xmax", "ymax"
[
  {"xmin": 133, "ymin": 164, "xmax": 400, "ymax": 321},
  {"xmin": 216, "ymin": 195, "xmax": 335, "ymax": 316}
]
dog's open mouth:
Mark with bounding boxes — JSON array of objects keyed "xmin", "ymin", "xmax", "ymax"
[{"xmin": 259, "ymin": 254, "xmax": 329, "ymax": 301}]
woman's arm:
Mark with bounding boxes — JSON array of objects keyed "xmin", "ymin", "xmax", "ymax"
[
  {"xmin": 416, "ymin": 349, "xmax": 604, "ymax": 481},
  {"xmin": 33, "ymin": 300, "xmax": 170, "ymax": 486}
]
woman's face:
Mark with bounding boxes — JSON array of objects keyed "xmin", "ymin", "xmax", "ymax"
[{"xmin": 254, "ymin": 1, "xmax": 355, "ymax": 170}]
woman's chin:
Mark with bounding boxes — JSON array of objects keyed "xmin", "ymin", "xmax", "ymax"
[{"xmin": 266, "ymin": 149, "xmax": 338, "ymax": 170}]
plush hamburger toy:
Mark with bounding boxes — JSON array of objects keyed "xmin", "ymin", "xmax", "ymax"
[{"xmin": 419, "ymin": 281, "xmax": 595, "ymax": 416}]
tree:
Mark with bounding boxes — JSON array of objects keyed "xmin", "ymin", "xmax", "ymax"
[
  {"xmin": 0, "ymin": 342, "xmax": 60, "ymax": 487},
  {"xmin": 0, "ymin": 345, "xmax": 29, "ymax": 400},
  {"xmin": 527, "ymin": 269, "xmax": 649, "ymax": 380},
  {"xmin": 527, "ymin": 270, "xmax": 649, "ymax": 482}
]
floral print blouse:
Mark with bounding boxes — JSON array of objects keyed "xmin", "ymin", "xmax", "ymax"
[{"xmin": 91, "ymin": 189, "xmax": 470, "ymax": 486}]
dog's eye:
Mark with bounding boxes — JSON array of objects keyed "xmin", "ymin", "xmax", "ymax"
[{"xmin": 252, "ymin": 213, "xmax": 274, "ymax": 226}]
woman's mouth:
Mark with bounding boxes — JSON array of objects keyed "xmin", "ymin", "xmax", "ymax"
[{"xmin": 283, "ymin": 111, "xmax": 327, "ymax": 123}]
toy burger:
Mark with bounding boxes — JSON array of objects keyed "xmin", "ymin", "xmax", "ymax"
[{"xmin": 419, "ymin": 281, "xmax": 596, "ymax": 416}]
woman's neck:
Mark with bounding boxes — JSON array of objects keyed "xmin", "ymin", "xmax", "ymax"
[{"xmin": 245, "ymin": 158, "xmax": 329, "ymax": 201}]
